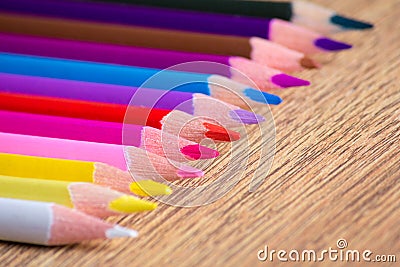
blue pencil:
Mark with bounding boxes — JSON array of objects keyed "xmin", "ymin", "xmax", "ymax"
[{"xmin": 0, "ymin": 53, "xmax": 282, "ymax": 107}]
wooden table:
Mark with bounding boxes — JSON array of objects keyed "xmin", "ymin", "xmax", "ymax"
[{"xmin": 0, "ymin": 0, "xmax": 398, "ymax": 266}]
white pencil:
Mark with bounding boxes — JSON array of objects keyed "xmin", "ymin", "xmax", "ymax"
[{"xmin": 0, "ymin": 198, "xmax": 138, "ymax": 246}]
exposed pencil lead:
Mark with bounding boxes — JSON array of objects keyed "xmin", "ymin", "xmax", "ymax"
[
  {"xmin": 229, "ymin": 109, "xmax": 265, "ymax": 124},
  {"xmin": 203, "ymin": 122, "xmax": 240, "ymax": 141},
  {"xmin": 177, "ymin": 165, "xmax": 204, "ymax": 179},
  {"xmin": 314, "ymin": 38, "xmax": 352, "ymax": 51},
  {"xmin": 180, "ymin": 144, "xmax": 219, "ymax": 160},
  {"xmin": 243, "ymin": 89, "xmax": 283, "ymax": 105},
  {"xmin": 108, "ymin": 195, "xmax": 157, "ymax": 213},
  {"xmin": 106, "ymin": 225, "xmax": 138, "ymax": 239},
  {"xmin": 271, "ymin": 74, "xmax": 310, "ymax": 88},
  {"xmin": 300, "ymin": 57, "xmax": 320, "ymax": 69},
  {"xmin": 129, "ymin": 180, "xmax": 172, "ymax": 196},
  {"xmin": 330, "ymin": 15, "xmax": 373, "ymax": 30}
]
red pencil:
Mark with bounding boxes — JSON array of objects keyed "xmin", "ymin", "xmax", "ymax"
[{"xmin": 0, "ymin": 92, "xmax": 240, "ymax": 143}]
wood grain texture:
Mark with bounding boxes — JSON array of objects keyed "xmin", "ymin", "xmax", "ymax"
[{"xmin": 0, "ymin": 0, "xmax": 399, "ymax": 266}]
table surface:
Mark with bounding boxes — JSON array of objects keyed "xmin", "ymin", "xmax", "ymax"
[{"xmin": 0, "ymin": 0, "xmax": 399, "ymax": 266}]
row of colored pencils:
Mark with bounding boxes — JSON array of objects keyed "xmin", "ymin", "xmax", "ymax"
[{"xmin": 0, "ymin": 0, "xmax": 372, "ymax": 246}]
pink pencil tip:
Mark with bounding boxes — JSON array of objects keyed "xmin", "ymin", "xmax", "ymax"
[
  {"xmin": 177, "ymin": 165, "xmax": 204, "ymax": 179},
  {"xmin": 180, "ymin": 144, "xmax": 220, "ymax": 160}
]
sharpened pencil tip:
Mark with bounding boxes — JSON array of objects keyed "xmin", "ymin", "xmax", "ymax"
[
  {"xmin": 229, "ymin": 109, "xmax": 265, "ymax": 124},
  {"xmin": 271, "ymin": 74, "xmax": 310, "ymax": 88},
  {"xmin": 177, "ymin": 165, "xmax": 204, "ymax": 179},
  {"xmin": 109, "ymin": 195, "xmax": 157, "ymax": 213},
  {"xmin": 130, "ymin": 180, "xmax": 172, "ymax": 196},
  {"xmin": 330, "ymin": 15, "xmax": 373, "ymax": 30},
  {"xmin": 106, "ymin": 225, "xmax": 138, "ymax": 239},
  {"xmin": 180, "ymin": 144, "xmax": 219, "ymax": 160},
  {"xmin": 314, "ymin": 38, "xmax": 352, "ymax": 51},
  {"xmin": 203, "ymin": 122, "xmax": 240, "ymax": 141},
  {"xmin": 243, "ymin": 88, "xmax": 283, "ymax": 105}
]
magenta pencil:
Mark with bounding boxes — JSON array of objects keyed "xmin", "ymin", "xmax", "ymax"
[
  {"xmin": 0, "ymin": 110, "xmax": 219, "ymax": 162},
  {"xmin": 0, "ymin": 33, "xmax": 310, "ymax": 89}
]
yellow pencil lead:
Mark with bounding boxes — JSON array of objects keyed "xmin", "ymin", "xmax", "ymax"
[
  {"xmin": 109, "ymin": 195, "xmax": 157, "ymax": 213},
  {"xmin": 129, "ymin": 180, "xmax": 172, "ymax": 197}
]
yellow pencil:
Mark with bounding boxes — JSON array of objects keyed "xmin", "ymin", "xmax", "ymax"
[
  {"xmin": 0, "ymin": 174, "xmax": 157, "ymax": 218},
  {"xmin": 0, "ymin": 153, "xmax": 175, "ymax": 197}
]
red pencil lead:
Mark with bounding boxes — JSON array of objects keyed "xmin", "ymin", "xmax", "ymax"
[{"xmin": 203, "ymin": 122, "xmax": 240, "ymax": 142}]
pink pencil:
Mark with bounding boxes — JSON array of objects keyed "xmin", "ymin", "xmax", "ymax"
[
  {"xmin": 0, "ymin": 110, "xmax": 219, "ymax": 162},
  {"xmin": 0, "ymin": 133, "xmax": 204, "ymax": 195}
]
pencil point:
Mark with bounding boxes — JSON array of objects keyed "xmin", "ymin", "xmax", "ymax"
[
  {"xmin": 129, "ymin": 180, "xmax": 172, "ymax": 196},
  {"xmin": 106, "ymin": 225, "xmax": 138, "ymax": 239},
  {"xmin": 271, "ymin": 74, "xmax": 310, "ymax": 88},
  {"xmin": 300, "ymin": 57, "xmax": 320, "ymax": 69},
  {"xmin": 109, "ymin": 195, "xmax": 157, "ymax": 213},
  {"xmin": 177, "ymin": 165, "xmax": 204, "ymax": 179},
  {"xmin": 203, "ymin": 122, "xmax": 240, "ymax": 141},
  {"xmin": 314, "ymin": 38, "xmax": 352, "ymax": 51},
  {"xmin": 243, "ymin": 88, "xmax": 283, "ymax": 105},
  {"xmin": 229, "ymin": 109, "xmax": 265, "ymax": 124},
  {"xmin": 330, "ymin": 15, "xmax": 373, "ymax": 30},
  {"xmin": 180, "ymin": 144, "xmax": 219, "ymax": 160}
]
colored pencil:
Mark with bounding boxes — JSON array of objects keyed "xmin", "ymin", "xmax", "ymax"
[
  {"xmin": 0, "ymin": 12, "xmax": 318, "ymax": 71},
  {"xmin": 0, "ymin": 133, "xmax": 200, "ymax": 196},
  {"xmin": 0, "ymin": 33, "xmax": 310, "ymax": 89},
  {"xmin": 0, "ymin": 175, "xmax": 157, "ymax": 218},
  {"xmin": 0, "ymin": 0, "xmax": 352, "ymax": 54},
  {"xmin": 0, "ymin": 73, "xmax": 264, "ymax": 128},
  {"xmin": 0, "ymin": 91, "xmax": 241, "ymax": 142},
  {"xmin": 0, "ymin": 198, "xmax": 138, "ymax": 246},
  {"xmin": 104, "ymin": 0, "xmax": 373, "ymax": 34},
  {"xmin": 0, "ymin": 53, "xmax": 282, "ymax": 107},
  {"xmin": 0, "ymin": 153, "xmax": 203, "ymax": 194},
  {"xmin": 0, "ymin": 110, "xmax": 219, "ymax": 162},
  {"xmin": 0, "ymin": 132, "xmax": 195, "ymax": 187}
]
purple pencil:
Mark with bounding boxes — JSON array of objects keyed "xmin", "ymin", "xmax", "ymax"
[
  {"xmin": 0, "ymin": 73, "xmax": 264, "ymax": 127},
  {"xmin": 0, "ymin": 33, "xmax": 310, "ymax": 90},
  {"xmin": 0, "ymin": 0, "xmax": 352, "ymax": 54}
]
